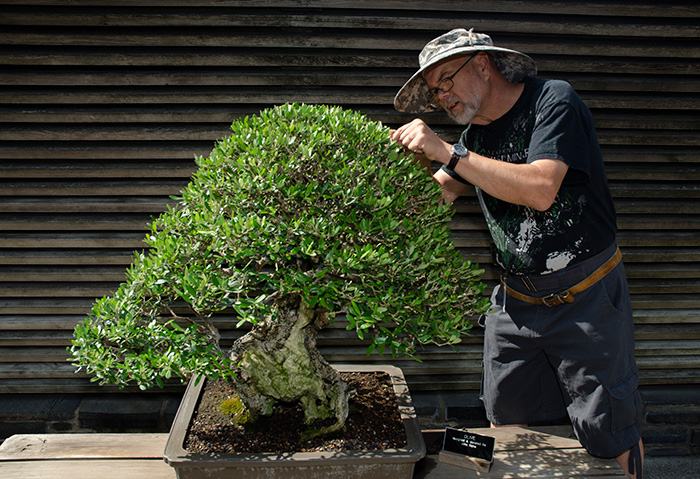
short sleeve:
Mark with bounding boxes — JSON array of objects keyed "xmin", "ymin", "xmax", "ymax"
[{"xmin": 528, "ymin": 83, "xmax": 593, "ymax": 182}]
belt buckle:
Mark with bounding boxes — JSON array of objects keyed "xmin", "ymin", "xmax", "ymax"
[{"xmin": 541, "ymin": 290, "xmax": 571, "ymax": 307}]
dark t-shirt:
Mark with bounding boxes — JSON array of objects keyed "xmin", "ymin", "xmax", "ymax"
[{"xmin": 443, "ymin": 78, "xmax": 617, "ymax": 275}]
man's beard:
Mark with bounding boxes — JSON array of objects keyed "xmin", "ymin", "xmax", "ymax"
[{"xmin": 446, "ymin": 98, "xmax": 479, "ymax": 125}]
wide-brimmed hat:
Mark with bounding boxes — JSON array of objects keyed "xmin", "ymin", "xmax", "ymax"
[{"xmin": 394, "ymin": 28, "xmax": 537, "ymax": 113}]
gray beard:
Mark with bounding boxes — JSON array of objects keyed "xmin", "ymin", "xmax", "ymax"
[{"xmin": 446, "ymin": 99, "xmax": 478, "ymax": 125}]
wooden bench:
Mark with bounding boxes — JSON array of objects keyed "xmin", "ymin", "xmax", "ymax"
[
  {"xmin": 416, "ymin": 426, "xmax": 626, "ymax": 478},
  {"xmin": 0, "ymin": 426, "xmax": 624, "ymax": 478},
  {"xmin": 0, "ymin": 433, "xmax": 173, "ymax": 479}
]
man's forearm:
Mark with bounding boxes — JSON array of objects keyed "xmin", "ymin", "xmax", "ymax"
[{"xmin": 449, "ymin": 151, "xmax": 568, "ymax": 211}]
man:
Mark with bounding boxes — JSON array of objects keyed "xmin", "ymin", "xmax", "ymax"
[{"xmin": 391, "ymin": 28, "xmax": 644, "ymax": 478}]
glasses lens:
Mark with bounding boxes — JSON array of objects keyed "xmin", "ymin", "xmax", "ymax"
[
  {"xmin": 427, "ymin": 78, "xmax": 453, "ymax": 108},
  {"xmin": 439, "ymin": 78, "xmax": 454, "ymax": 94}
]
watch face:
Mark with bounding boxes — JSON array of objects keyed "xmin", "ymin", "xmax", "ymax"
[{"xmin": 452, "ymin": 144, "xmax": 468, "ymax": 156}]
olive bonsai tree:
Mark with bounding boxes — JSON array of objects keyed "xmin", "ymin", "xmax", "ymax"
[{"xmin": 70, "ymin": 103, "xmax": 489, "ymax": 438}]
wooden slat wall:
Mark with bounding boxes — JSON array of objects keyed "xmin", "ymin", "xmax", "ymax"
[{"xmin": 1, "ymin": 1, "xmax": 699, "ymax": 394}]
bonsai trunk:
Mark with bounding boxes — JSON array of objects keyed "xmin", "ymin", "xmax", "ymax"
[{"xmin": 228, "ymin": 295, "xmax": 352, "ymax": 439}]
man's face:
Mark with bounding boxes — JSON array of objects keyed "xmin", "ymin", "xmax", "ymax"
[{"xmin": 423, "ymin": 54, "xmax": 483, "ymax": 125}]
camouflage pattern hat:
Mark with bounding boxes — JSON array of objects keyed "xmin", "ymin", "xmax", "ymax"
[{"xmin": 394, "ymin": 28, "xmax": 537, "ymax": 113}]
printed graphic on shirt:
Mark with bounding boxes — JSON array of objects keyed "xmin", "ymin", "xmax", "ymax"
[{"xmin": 478, "ymin": 187, "xmax": 589, "ymax": 274}]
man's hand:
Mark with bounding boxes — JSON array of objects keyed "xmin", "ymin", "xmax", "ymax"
[
  {"xmin": 390, "ymin": 119, "xmax": 471, "ymax": 203},
  {"xmin": 390, "ymin": 119, "xmax": 452, "ymax": 165}
]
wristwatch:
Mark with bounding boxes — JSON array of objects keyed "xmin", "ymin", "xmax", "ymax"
[{"xmin": 447, "ymin": 144, "xmax": 469, "ymax": 171}]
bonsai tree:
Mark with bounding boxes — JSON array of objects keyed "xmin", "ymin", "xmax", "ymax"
[{"xmin": 70, "ymin": 103, "xmax": 489, "ymax": 438}]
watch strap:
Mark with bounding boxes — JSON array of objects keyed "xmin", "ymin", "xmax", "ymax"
[{"xmin": 447, "ymin": 151, "xmax": 465, "ymax": 170}]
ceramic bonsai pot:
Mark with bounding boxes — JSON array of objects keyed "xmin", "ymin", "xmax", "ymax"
[{"xmin": 163, "ymin": 364, "xmax": 426, "ymax": 479}]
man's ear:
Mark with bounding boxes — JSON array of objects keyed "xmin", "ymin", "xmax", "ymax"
[{"xmin": 474, "ymin": 52, "xmax": 491, "ymax": 78}]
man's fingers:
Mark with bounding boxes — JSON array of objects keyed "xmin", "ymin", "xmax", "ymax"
[{"xmin": 392, "ymin": 119, "xmax": 434, "ymax": 155}]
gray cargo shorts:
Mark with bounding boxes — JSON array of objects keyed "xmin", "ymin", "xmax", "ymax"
[{"xmin": 480, "ymin": 243, "xmax": 643, "ymax": 458}]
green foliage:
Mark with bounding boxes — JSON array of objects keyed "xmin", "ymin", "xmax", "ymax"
[{"xmin": 69, "ymin": 103, "xmax": 489, "ymax": 390}]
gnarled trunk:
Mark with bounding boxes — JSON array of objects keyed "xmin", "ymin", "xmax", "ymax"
[{"xmin": 228, "ymin": 295, "xmax": 351, "ymax": 438}]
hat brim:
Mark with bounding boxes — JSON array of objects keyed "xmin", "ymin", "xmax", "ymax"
[{"xmin": 394, "ymin": 46, "xmax": 537, "ymax": 113}]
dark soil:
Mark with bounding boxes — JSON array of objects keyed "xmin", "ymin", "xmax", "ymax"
[{"xmin": 184, "ymin": 371, "xmax": 408, "ymax": 454}]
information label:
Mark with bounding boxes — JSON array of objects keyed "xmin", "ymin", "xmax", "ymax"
[{"xmin": 439, "ymin": 427, "xmax": 495, "ymax": 472}]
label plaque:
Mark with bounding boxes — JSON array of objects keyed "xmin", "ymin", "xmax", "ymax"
[{"xmin": 439, "ymin": 427, "xmax": 495, "ymax": 472}]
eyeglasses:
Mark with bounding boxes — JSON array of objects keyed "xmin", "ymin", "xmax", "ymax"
[{"xmin": 427, "ymin": 54, "xmax": 476, "ymax": 108}]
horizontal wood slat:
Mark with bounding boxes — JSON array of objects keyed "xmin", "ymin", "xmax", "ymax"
[
  {"xmin": 3, "ymin": 33, "xmax": 700, "ymax": 57},
  {"xmin": 1, "ymin": 1, "xmax": 698, "ymax": 394},
  {"xmin": 2, "ymin": 0, "xmax": 699, "ymax": 17}
]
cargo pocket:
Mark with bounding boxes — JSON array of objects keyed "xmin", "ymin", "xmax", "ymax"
[{"xmin": 608, "ymin": 368, "xmax": 641, "ymax": 434}]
